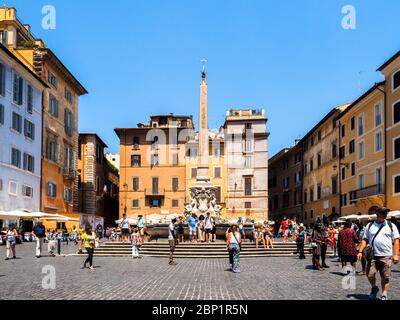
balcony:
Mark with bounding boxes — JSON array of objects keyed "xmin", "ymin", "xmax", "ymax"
[
  {"xmin": 353, "ymin": 184, "xmax": 385, "ymax": 200},
  {"xmin": 145, "ymin": 188, "xmax": 165, "ymax": 196},
  {"xmin": 62, "ymin": 168, "xmax": 76, "ymax": 180}
]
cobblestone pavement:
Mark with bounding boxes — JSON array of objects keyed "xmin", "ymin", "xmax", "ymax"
[{"xmin": 0, "ymin": 242, "xmax": 399, "ymax": 300}]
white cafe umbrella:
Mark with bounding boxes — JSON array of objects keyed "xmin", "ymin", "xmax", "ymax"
[
  {"xmin": 388, "ymin": 211, "xmax": 400, "ymax": 218},
  {"xmin": 115, "ymin": 218, "xmax": 137, "ymax": 225},
  {"xmin": 40, "ymin": 213, "xmax": 79, "ymax": 222},
  {"xmin": 0, "ymin": 210, "xmax": 45, "ymax": 220},
  {"xmin": 342, "ymin": 215, "xmax": 361, "ymax": 220}
]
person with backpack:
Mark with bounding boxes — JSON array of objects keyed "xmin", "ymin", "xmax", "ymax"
[
  {"xmin": 357, "ymin": 207, "xmax": 400, "ymax": 300},
  {"xmin": 32, "ymin": 221, "xmax": 46, "ymax": 258}
]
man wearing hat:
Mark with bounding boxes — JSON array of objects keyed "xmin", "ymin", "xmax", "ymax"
[{"xmin": 358, "ymin": 207, "xmax": 400, "ymax": 300}]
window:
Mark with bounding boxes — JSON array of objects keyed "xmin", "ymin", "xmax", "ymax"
[
  {"xmin": 12, "ymin": 112, "xmax": 22, "ymax": 133},
  {"xmin": 375, "ymin": 103, "xmax": 382, "ymax": 127},
  {"xmin": 351, "ymin": 162, "xmax": 356, "ymax": 176},
  {"xmin": 311, "ymin": 136, "xmax": 314, "ymax": 146},
  {"xmin": 245, "ymin": 123, "xmax": 252, "ymax": 130},
  {"xmin": 27, "ymin": 85, "xmax": 33, "ymax": 113},
  {"xmin": 358, "ymin": 115, "xmax": 364, "ymax": 136},
  {"xmin": 47, "ymin": 182, "xmax": 57, "ymax": 197},
  {"xmin": 0, "ymin": 63, "xmax": 6, "ymax": 97},
  {"xmin": 309, "ymin": 187, "xmax": 314, "ymax": 202},
  {"xmin": 0, "ymin": 104, "xmax": 4, "ymax": 125},
  {"xmin": 245, "ymin": 139, "xmax": 253, "ymax": 153},
  {"xmin": 13, "ymin": 73, "xmax": 23, "ymax": 105},
  {"xmin": 49, "ymin": 94, "xmax": 59, "ymax": 117},
  {"xmin": 317, "ymin": 153, "xmax": 322, "ymax": 167},
  {"xmin": 0, "ymin": 30, "xmax": 7, "ymax": 46},
  {"xmin": 151, "ymin": 154, "xmax": 159, "ymax": 167},
  {"xmin": 393, "ymin": 70, "xmax": 400, "ymax": 91},
  {"xmin": 340, "ymin": 194, "xmax": 347, "ymax": 207},
  {"xmin": 349, "ymin": 191, "xmax": 357, "ymax": 204},
  {"xmin": 358, "ymin": 174, "xmax": 365, "ymax": 189},
  {"xmin": 191, "ymin": 168, "xmax": 197, "ymax": 179},
  {"xmin": 133, "ymin": 136, "xmax": 140, "ymax": 149},
  {"xmin": 22, "ymin": 185, "xmax": 33, "ymax": 198},
  {"xmin": 341, "ymin": 125, "xmax": 346, "ymax": 138},
  {"xmin": 65, "ymin": 88, "xmax": 73, "ymax": 104},
  {"xmin": 132, "ymin": 199, "xmax": 139, "ymax": 208},
  {"xmin": 376, "ymin": 168, "xmax": 383, "ymax": 192},
  {"xmin": 9, "ymin": 181, "xmax": 17, "ymax": 196},
  {"xmin": 11, "ymin": 148, "xmax": 21, "ymax": 168},
  {"xmin": 318, "ymin": 130, "xmax": 322, "ymax": 141},
  {"xmin": 96, "ymin": 176, "xmax": 102, "ymax": 195},
  {"xmin": 304, "ymin": 164, "xmax": 307, "ymax": 175},
  {"xmin": 96, "ymin": 144, "xmax": 102, "ymax": 164},
  {"xmin": 151, "ymin": 136, "xmax": 159, "ymax": 150},
  {"xmin": 172, "ymin": 177, "xmax": 179, "ymax": 192},
  {"xmin": 48, "ymin": 71, "xmax": 57, "ymax": 88},
  {"xmin": 317, "ymin": 184, "xmax": 322, "ymax": 200},
  {"xmin": 332, "ymin": 176, "xmax": 338, "ymax": 195},
  {"xmin": 131, "ymin": 155, "xmax": 141, "ymax": 167},
  {"xmin": 332, "ymin": 143, "xmax": 337, "ymax": 159},
  {"xmin": 341, "ymin": 167, "xmax": 346, "ymax": 180},
  {"xmin": 245, "ymin": 202, "xmax": 252, "ymax": 209},
  {"xmin": 64, "ymin": 188, "xmax": 72, "ymax": 202},
  {"xmin": 351, "ymin": 117, "xmax": 355, "ymax": 130},
  {"xmin": 394, "ymin": 137, "xmax": 400, "ymax": 160},
  {"xmin": 349, "ymin": 140, "xmax": 355, "ymax": 154},
  {"xmin": 274, "ymin": 196, "xmax": 278, "ymax": 210},
  {"xmin": 24, "ymin": 119, "xmax": 35, "ymax": 140},
  {"xmin": 23, "ymin": 153, "xmax": 34, "ymax": 173},
  {"xmin": 310, "ymin": 159, "xmax": 314, "ymax": 172},
  {"xmin": 214, "ymin": 167, "xmax": 221, "ymax": 178},
  {"xmin": 171, "ymin": 152, "xmax": 178, "ymax": 166},
  {"xmin": 152, "ymin": 177, "xmax": 159, "ymax": 194},
  {"xmin": 339, "ymin": 146, "xmax": 346, "ymax": 159},
  {"xmin": 64, "ymin": 108, "xmax": 74, "ymax": 136},
  {"xmin": 394, "ymin": 175, "xmax": 400, "ymax": 194},
  {"xmin": 375, "ymin": 132, "xmax": 382, "ymax": 152},
  {"xmin": 394, "ymin": 102, "xmax": 400, "ymax": 125},
  {"xmin": 283, "ymin": 177, "xmax": 289, "ymax": 189},
  {"xmin": 245, "ymin": 156, "xmax": 252, "ymax": 169},
  {"xmin": 304, "ymin": 190, "xmax": 307, "ymax": 204},
  {"xmin": 358, "ymin": 142, "xmax": 365, "ymax": 160},
  {"xmin": 172, "ymin": 199, "xmax": 179, "ymax": 208},
  {"xmin": 215, "ymin": 187, "xmax": 221, "ymax": 204},
  {"xmin": 64, "ymin": 146, "xmax": 74, "ymax": 170},
  {"xmin": 132, "ymin": 177, "xmax": 139, "ymax": 191},
  {"xmin": 244, "ymin": 177, "xmax": 252, "ymax": 196},
  {"xmin": 213, "ymin": 146, "xmax": 221, "ymax": 157},
  {"xmin": 47, "ymin": 140, "xmax": 58, "ymax": 163}
]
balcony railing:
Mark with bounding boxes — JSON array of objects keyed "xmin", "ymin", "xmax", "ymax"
[
  {"xmin": 145, "ymin": 188, "xmax": 165, "ymax": 196},
  {"xmin": 62, "ymin": 168, "xmax": 76, "ymax": 180},
  {"xmin": 354, "ymin": 184, "xmax": 385, "ymax": 200}
]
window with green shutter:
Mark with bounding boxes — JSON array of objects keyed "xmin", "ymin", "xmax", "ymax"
[{"xmin": 0, "ymin": 63, "xmax": 5, "ymax": 96}]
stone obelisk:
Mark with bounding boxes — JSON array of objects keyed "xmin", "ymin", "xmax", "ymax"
[
  {"xmin": 197, "ymin": 69, "xmax": 210, "ymax": 183},
  {"xmin": 186, "ymin": 66, "xmax": 221, "ymax": 217}
]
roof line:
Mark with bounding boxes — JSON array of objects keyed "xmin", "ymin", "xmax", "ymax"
[
  {"xmin": 377, "ymin": 50, "xmax": 400, "ymax": 72},
  {"xmin": 0, "ymin": 43, "xmax": 49, "ymax": 89}
]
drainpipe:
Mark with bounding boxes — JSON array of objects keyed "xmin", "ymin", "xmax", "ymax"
[{"xmin": 377, "ymin": 85, "xmax": 387, "ymax": 207}]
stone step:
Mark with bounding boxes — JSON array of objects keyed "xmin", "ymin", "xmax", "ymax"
[{"xmin": 92, "ymin": 254, "xmax": 311, "ymax": 258}]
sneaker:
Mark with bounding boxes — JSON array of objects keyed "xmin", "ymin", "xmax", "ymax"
[
  {"xmin": 5, "ymin": 257, "xmax": 9, "ymax": 261},
  {"xmin": 369, "ymin": 286, "xmax": 379, "ymax": 300},
  {"xmin": 12, "ymin": 256, "xmax": 16, "ymax": 259},
  {"xmin": 89, "ymin": 266, "xmax": 94, "ymax": 270},
  {"xmin": 169, "ymin": 261, "xmax": 177, "ymax": 265},
  {"xmin": 381, "ymin": 294, "xmax": 388, "ymax": 301}
]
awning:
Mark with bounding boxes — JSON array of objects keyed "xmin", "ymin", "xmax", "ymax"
[
  {"xmin": 40, "ymin": 214, "xmax": 79, "ymax": 222},
  {"xmin": 0, "ymin": 211, "xmax": 45, "ymax": 220}
]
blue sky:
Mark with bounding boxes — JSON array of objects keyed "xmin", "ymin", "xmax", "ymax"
[{"xmin": 9, "ymin": 0, "xmax": 400, "ymax": 156}]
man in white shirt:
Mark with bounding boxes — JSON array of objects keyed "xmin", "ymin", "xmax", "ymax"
[
  {"xmin": 168, "ymin": 218, "xmax": 178, "ymax": 265},
  {"xmin": 358, "ymin": 207, "xmax": 399, "ymax": 300},
  {"xmin": 204, "ymin": 213, "xmax": 213, "ymax": 243}
]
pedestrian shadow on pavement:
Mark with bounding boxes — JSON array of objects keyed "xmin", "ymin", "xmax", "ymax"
[
  {"xmin": 346, "ymin": 294, "xmax": 369, "ymax": 300},
  {"xmin": 330, "ymin": 271, "xmax": 346, "ymax": 277}
]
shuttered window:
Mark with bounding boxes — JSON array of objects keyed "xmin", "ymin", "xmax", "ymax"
[
  {"xmin": 0, "ymin": 104, "xmax": 4, "ymax": 125},
  {"xmin": 132, "ymin": 177, "xmax": 139, "ymax": 191},
  {"xmin": 13, "ymin": 73, "xmax": 23, "ymax": 105},
  {"xmin": 215, "ymin": 187, "xmax": 221, "ymax": 204},
  {"xmin": 12, "ymin": 112, "xmax": 22, "ymax": 133},
  {"xmin": 172, "ymin": 177, "xmax": 179, "ymax": 192},
  {"xmin": 27, "ymin": 84, "xmax": 33, "ymax": 113},
  {"xmin": 244, "ymin": 177, "xmax": 252, "ymax": 196},
  {"xmin": 0, "ymin": 63, "xmax": 5, "ymax": 96},
  {"xmin": 24, "ymin": 119, "xmax": 35, "ymax": 140}
]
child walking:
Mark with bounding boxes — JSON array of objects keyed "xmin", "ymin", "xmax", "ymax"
[{"xmin": 131, "ymin": 228, "xmax": 142, "ymax": 259}]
